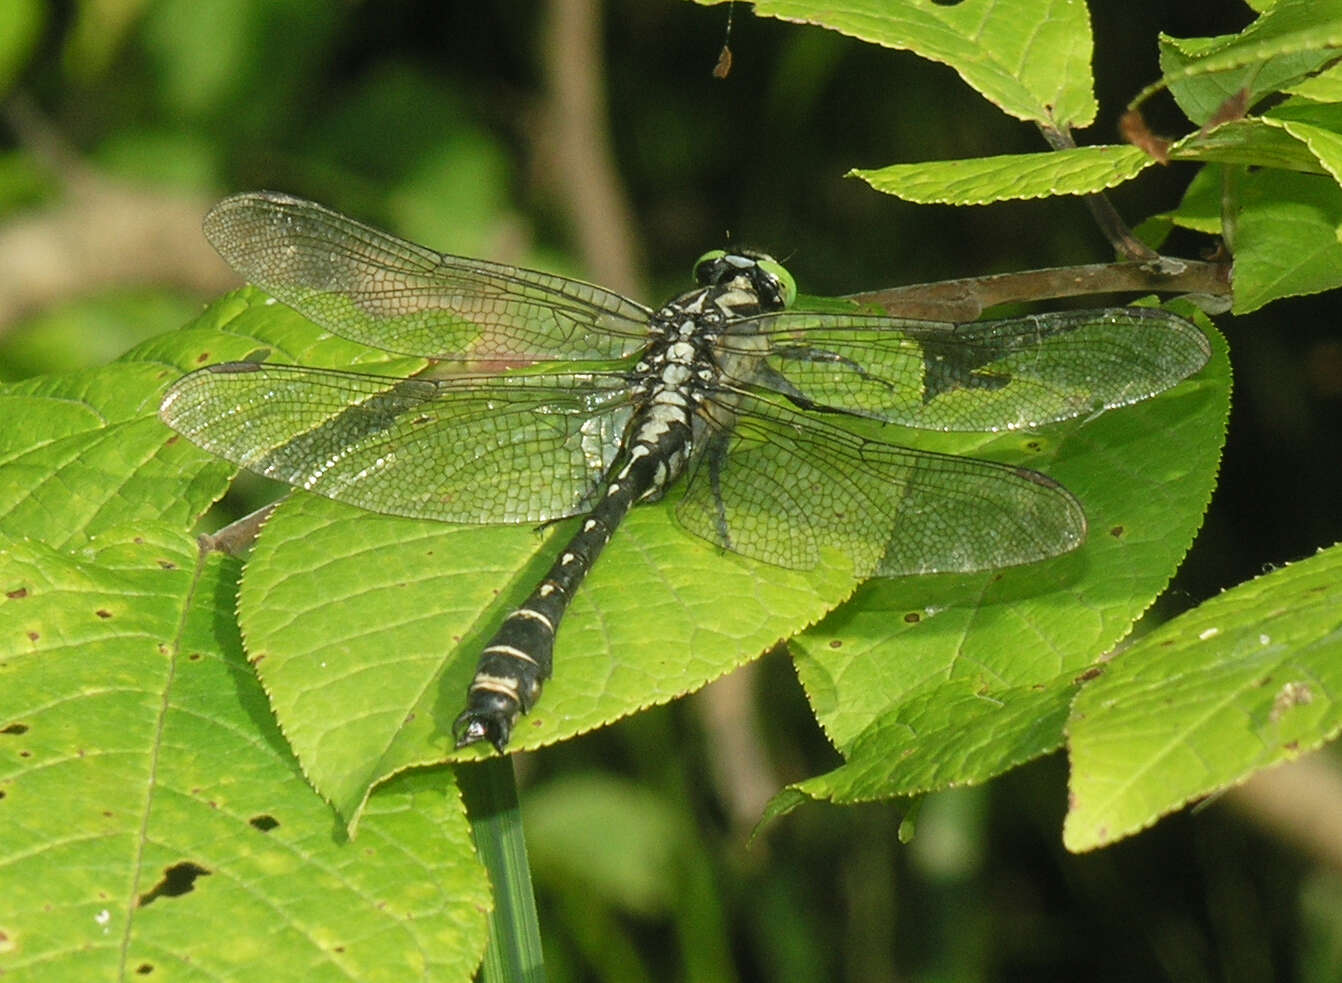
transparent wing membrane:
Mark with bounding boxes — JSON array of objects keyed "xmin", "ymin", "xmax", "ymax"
[
  {"xmin": 722, "ymin": 306, "xmax": 1211, "ymax": 431},
  {"xmin": 161, "ymin": 363, "xmax": 635, "ymax": 523},
  {"xmin": 203, "ymin": 192, "xmax": 651, "ymax": 362},
  {"xmin": 677, "ymin": 393, "xmax": 1086, "ymax": 576}
]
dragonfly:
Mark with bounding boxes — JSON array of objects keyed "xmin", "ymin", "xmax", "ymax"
[{"xmin": 160, "ymin": 192, "xmax": 1212, "ymax": 752}]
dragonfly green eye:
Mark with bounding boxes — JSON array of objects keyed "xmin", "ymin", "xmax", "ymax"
[
  {"xmin": 692, "ymin": 249, "xmax": 728, "ymax": 285},
  {"xmin": 692, "ymin": 249, "xmax": 797, "ymax": 309},
  {"xmin": 754, "ymin": 257, "xmax": 797, "ymax": 309}
]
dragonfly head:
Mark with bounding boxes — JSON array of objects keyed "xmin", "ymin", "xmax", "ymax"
[{"xmin": 693, "ymin": 249, "xmax": 797, "ymax": 311}]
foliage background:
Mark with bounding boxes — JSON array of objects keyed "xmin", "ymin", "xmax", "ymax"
[{"xmin": 1, "ymin": 0, "xmax": 1340, "ymax": 980}]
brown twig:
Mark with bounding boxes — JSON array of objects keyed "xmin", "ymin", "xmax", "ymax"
[
  {"xmin": 844, "ymin": 258, "xmax": 1231, "ymax": 322},
  {"xmin": 540, "ymin": 0, "xmax": 644, "ymax": 297}
]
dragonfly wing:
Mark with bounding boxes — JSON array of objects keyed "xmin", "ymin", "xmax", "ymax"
[
  {"xmin": 160, "ymin": 364, "xmax": 636, "ymax": 523},
  {"xmin": 677, "ymin": 393, "xmax": 1086, "ymax": 577},
  {"xmin": 204, "ymin": 192, "xmax": 652, "ymax": 362},
  {"xmin": 724, "ymin": 307, "xmax": 1210, "ymax": 430}
]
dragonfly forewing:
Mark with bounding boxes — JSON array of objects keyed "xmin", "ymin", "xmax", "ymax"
[
  {"xmin": 203, "ymin": 192, "xmax": 652, "ymax": 363},
  {"xmin": 160, "ymin": 363, "xmax": 637, "ymax": 523}
]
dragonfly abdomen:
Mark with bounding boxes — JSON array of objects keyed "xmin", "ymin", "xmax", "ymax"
[{"xmin": 452, "ymin": 371, "xmax": 701, "ymax": 751}]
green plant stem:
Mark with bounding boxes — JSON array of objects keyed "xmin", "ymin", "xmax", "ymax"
[{"xmin": 457, "ymin": 756, "xmax": 546, "ymax": 982}]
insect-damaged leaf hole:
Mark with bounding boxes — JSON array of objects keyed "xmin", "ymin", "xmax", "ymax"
[{"xmin": 136, "ymin": 861, "xmax": 211, "ymax": 906}]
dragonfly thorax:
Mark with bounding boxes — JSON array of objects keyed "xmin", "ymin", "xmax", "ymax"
[{"xmin": 619, "ymin": 262, "xmax": 784, "ymax": 507}]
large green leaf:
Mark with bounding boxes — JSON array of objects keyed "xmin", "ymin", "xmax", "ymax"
[
  {"xmin": 700, "ymin": 0, "xmax": 1097, "ymax": 127},
  {"xmin": 1065, "ymin": 543, "xmax": 1342, "ymax": 851},
  {"xmin": 0, "ymin": 525, "xmax": 489, "ymax": 980},
  {"xmin": 1264, "ymin": 99, "xmax": 1342, "ymax": 184},
  {"xmin": 0, "ymin": 362, "xmax": 228, "ymax": 551},
  {"xmin": 0, "ymin": 288, "xmax": 502, "ymax": 977},
  {"xmin": 1232, "ymin": 169, "xmax": 1342, "ymax": 313},
  {"xmin": 1285, "ymin": 60, "xmax": 1342, "ymax": 101},
  {"xmin": 0, "ymin": 288, "xmax": 429, "ymax": 557},
  {"xmin": 773, "ymin": 314, "xmax": 1228, "ymax": 810}
]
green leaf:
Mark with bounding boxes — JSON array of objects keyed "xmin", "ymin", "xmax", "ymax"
[
  {"xmin": 34, "ymin": 281, "xmax": 846, "ymax": 833},
  {"xmin": 1232, "ymin": 169, "xmax": 1342, "ymax": 313},
  {"xmin": 1155, "ymin": 0, "xmax": 1342, "ymax": 125},
  {"xmin": 1064, "ymin": 544, "xmax": 1342, "ymax": 852},
  {"xmin": 1168, "ymin": 118, "xmax": 1330, "ymax": 174},
  {"xmin": 0, "ymin": 525, "xmax": 490, "ymax": 979},
  {"xmin": 1284, "ymin": 60, "xmax": 1342, "ymax": 101},
  {"xmin": 701, "ymin": 0, "xmax": 1097, "ymax": 127},
  {"xmin": 0, "ymin": 287, "xmax": 503, "ymax": 979},
  {"xmin": 1269, "ymin": 114, "xmax": 1342, "ymax": 185},
  {"xmin": 0, "ymin": 287, "xmax": 428, "ymax": 553},
  {"xmin": 1272, "ymin": 121, "xmax": 1342, "ymax": 194},
  {"xmin": 781, "ymin": 314, "xmax": 1228, "ymax": 805},
  {"xmin": 122, "ymin": 285, "xmax": 429, "ymax": 379},
  {"xmin": 0, "ymin": 362, "xmax": 230, "ymax": 551},
  {"xmin": 850, "ymin": 145, "xmax": 1153, "ymax": 205},
  {"xmin": 1165, "ymin": 100, "xmax": 1342, "ymax": 182}
]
